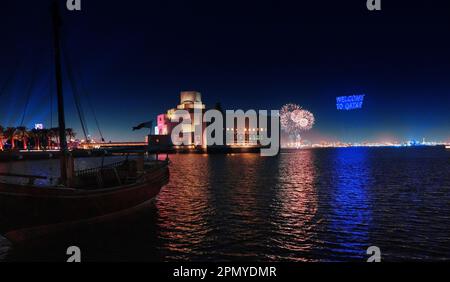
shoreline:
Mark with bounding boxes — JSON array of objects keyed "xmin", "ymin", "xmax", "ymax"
[
  {"xmin": 0, "ymin": 149, "xmax": 113, "ymax": 162},
  {"xmin": 0, "ymin": 145, "xmax": 446, "ymax": 162}
]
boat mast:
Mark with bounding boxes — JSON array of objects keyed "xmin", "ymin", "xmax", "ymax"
[{"xmin": 51, "ymin": 1, "xmax": 69, "ymax": 186}]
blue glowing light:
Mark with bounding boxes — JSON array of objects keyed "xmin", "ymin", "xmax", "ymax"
[{"xmin": 336, "ymin": 95, "xmax": 365, "ymax": 110}]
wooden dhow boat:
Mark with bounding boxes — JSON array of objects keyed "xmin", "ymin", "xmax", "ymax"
[{"xmin": 0, "ymin": 1, "xmax": 169, "ymax": 243}]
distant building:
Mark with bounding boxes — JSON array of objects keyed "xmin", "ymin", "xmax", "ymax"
[
  {"xmin": 156, "ymin": 91, "xmax": 207, "ymax": 146},
  {"xmin": 152, "ymin": 91, "xmax": 275, "ymax": 151}
]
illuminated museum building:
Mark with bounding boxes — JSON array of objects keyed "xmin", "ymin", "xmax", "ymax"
[
  {"xmin": 153, "ymin": 91, "xmax": 271, "ymax": 148},
  {"xmin": 156, "ymin": 91, "xmax": 207, "ymax": 146}
]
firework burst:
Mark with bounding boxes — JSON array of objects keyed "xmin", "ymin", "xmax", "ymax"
[{"xmin": 280, "ymin": 103, "xmax": 315, "ymax": 137}]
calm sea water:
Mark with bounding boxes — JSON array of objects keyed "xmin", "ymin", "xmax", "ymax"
[{"xmin": 1, "ymin": 147, "xmax": 450, "ymax": 261}]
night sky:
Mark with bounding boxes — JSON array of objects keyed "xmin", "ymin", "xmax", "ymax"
[{"xmin": 1, "ymin": 0, "xmax": 449, "ymax": 142}]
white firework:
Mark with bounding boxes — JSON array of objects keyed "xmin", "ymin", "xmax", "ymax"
[
  {"xmin": 291, "ymin": 109, "xmax": 315, "ymax": 130},
  {"xmin": 280, "ymin": 103, "xmax": 315, "ymax": 138}
]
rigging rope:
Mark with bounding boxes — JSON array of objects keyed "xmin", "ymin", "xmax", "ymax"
[
  {"xmin": 62, "ymin": 46, "xmax": 90, "ymax": 142},
  {"xmin": 57, "ymin": 39, "xmax": 106, "ymax": 143},
  {"xmin": 65, "ymin": 43, "xmax": 106, "ymax": 142},
  {"xmin": 20, "ymin": 64, "xmax": 38, "ymax": 126},
  {"xmin": 49, "ymin": 68, "xmax": 54, "ymax": 128},
  {"xmin": 77, "ymin": 71, "xmax": 105, "ymax": 142}
]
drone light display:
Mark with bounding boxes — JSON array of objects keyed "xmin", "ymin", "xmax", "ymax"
[
  {"xmin": 280, "ymin": 103, "xmax": 315, "ymax": 138},
  {"xmin": 336, "ymin": 94, "xmax": 365, "ymax": 110}
]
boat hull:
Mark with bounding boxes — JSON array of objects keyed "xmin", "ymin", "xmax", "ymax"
[{"xmin": 0, "ymin": 162, "xmax": 169, "ymax": 243}]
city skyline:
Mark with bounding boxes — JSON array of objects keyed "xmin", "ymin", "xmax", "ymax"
[{"xmin": 0, "ymin": 1, "xmax": 449, "ymax": 143}]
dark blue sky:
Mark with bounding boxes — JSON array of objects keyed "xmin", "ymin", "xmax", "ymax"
[{"xmin": 1, "ymin": 0, "xmax": 449, "ymax": 142}]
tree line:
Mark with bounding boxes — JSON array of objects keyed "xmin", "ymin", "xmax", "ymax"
[{"xmin": 0, "ymin": 126, "xmax": 76, "ymax": 151}]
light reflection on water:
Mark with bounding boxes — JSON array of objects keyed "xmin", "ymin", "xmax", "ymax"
[
  {"xmin": 323, "ymin": 148, "xmax": 373, "ymax": 260},
  {"xmin": 1, "ymin": 148, "xmax": 450, "ymax": 261}
]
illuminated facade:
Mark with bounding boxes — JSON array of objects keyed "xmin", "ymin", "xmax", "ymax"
[
  {"xmin": 224, "ymin": 117, "xmax": 270, "ymax": 146},
  {"xmin": 154, "ymin": 91, "xmax": 274, "ymax": 149},
  {"xmin": 156, "ymin": 91, "xmax": 207, "ymax": 146}
]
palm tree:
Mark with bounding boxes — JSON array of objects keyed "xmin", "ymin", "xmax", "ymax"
[
  {"xmin": 16, "ymin": 126, "xmax": 29, "ymax": 150},
  {"xmin": 30, "ymin": 128, "xmax": 44, "ymax": 150},
  {"xmin": 4, "ymin": 127, "xmax": 17, "ymax": 150},
  {"xmin": 29, "ymin": 129, "xmax": 37, "ymax": 150},
  {"xmin": 65, "ymin": 128, "xmax": 75, "ymax": 141},
  {"xmin": 41, "ymin": 129, "xmax": 50, "ymax": 150},
  {"xmin": 0, "ymin": 126, "xmax": 4, "ymax": 151},
  {"xmin": 49, "ymin": 128, "xmax": 59, "ymax": 149},
  {"xmin": 65, "ymin": 128, "xmax": 76, "ymax": 148}
]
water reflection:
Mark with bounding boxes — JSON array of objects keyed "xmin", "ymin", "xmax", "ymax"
[
  {"xmin": 210, "ymin": 154, "xmax": 264, "ymax": 260},
  {"xmin": 1, "ymin": 148, "xmax": 450, "ymax": 261},
  {"xmin": 158, "ymin": 151, "xmax": 321, "ymax": 261},
  {"xmin": 157, "ymin": 154, "xmax": 273, "ymax": 261},
  {"xmin": 156, "ymin": 154, "xmax": 213, "ymax": 260},
  {"xmin": 268, "ymin": 150, "xmax": 319, "ymax": 261},
  {"xmin": 0, "ymin": 236, "xmax": 11, "ymax": 260},
  {"xmin": 326, "ymin": 148, "xmax": 373, "ymax": 261}
]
